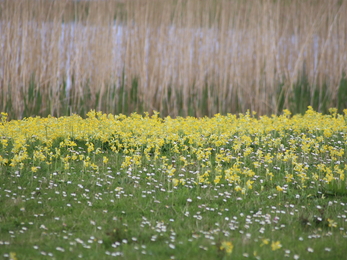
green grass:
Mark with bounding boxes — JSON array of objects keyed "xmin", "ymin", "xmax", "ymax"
[
  {"xmin": 1, "ymin": 109, "xmax": 347, "ymax": 259},
  {"xmin": 1, "ymin": 148, "xmax": 347, "ymax": 259}
]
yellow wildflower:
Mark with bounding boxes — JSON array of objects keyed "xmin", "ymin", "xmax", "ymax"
[
  {"xmin": 220, "ymin": 241, "xmax": 233, "ymax": 254},
  {"xmin": 271, "ymin": 241, "xmax": 282, "ymax": 251},
  {"xmin": 260, "ymin": 238, "xmax": 269, "ymax": 246},
  {"xmin": 276, "ymin": 185, "xmax": 283, "ymax": 192},
  {"xmin": 172, "ymin": 178, "xmax": 179, "ymax": 187},
  {"xmin": 327, "ymin": 218, "xmax": 337, "ymax": 228}
]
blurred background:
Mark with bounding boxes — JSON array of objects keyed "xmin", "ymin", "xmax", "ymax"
[{"xmin": 1, "ymin": 0, "xmax": 346, "ymax": 119}]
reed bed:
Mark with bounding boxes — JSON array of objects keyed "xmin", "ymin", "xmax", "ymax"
[{"xmin": 0, "ymin": 0, "xmax": 347, "ymax": 119}]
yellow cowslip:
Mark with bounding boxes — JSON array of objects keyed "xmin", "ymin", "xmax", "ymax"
[
  {"xmin": 276, "ymin": 186, "xmax": 283, "ymax": 192},
  {"xmin": 0, "ymin": 107, "xmax": 346, "ymax": 196},
  {"xmin": 271, "ymin": 241, "xmax": 282, "ymax": 251},
  {"xmin": 220, "ymin": 241, "xmax": 233, "ymax": 254}
]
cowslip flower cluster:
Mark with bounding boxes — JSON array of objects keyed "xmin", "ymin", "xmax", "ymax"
[{"xmin": 0, "ymin": 107, "xmax": 346, "ymax": 195}]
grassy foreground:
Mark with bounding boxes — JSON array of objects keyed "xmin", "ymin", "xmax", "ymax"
[{"xmin": 1, "ymin": 108, "xmax": 347, "ymax": 259}]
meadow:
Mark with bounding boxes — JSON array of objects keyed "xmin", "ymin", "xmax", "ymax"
[
  {"xmin": 1, "ymin": 108, "xmax": 347, "ymax": 259},
  {"xmin": 1, "ymin": 1, "xmax": 347, "ymax": 259},
  {"xmin": 1, "ymin": 0, "xmax": 347, "ymax": 119}
]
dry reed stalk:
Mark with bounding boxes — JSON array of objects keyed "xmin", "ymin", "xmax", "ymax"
[{"xmin": 0, "ymin": 0, "xmax": 346, "ymax": 118}]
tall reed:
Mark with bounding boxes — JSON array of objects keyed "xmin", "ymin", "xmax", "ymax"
[{"xmin": 0, "ymin": 0, "xmax": 346, "ymax": 119}]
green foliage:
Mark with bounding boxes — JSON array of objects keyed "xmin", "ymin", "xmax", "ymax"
[{"xmin": 1, "ymin": 110, "xmax": 347, "ymax": 259}]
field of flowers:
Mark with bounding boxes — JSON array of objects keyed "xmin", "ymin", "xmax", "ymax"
[{"xmin": 1, "ymin": 107, "xmax": 347, "ymax": 259}]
